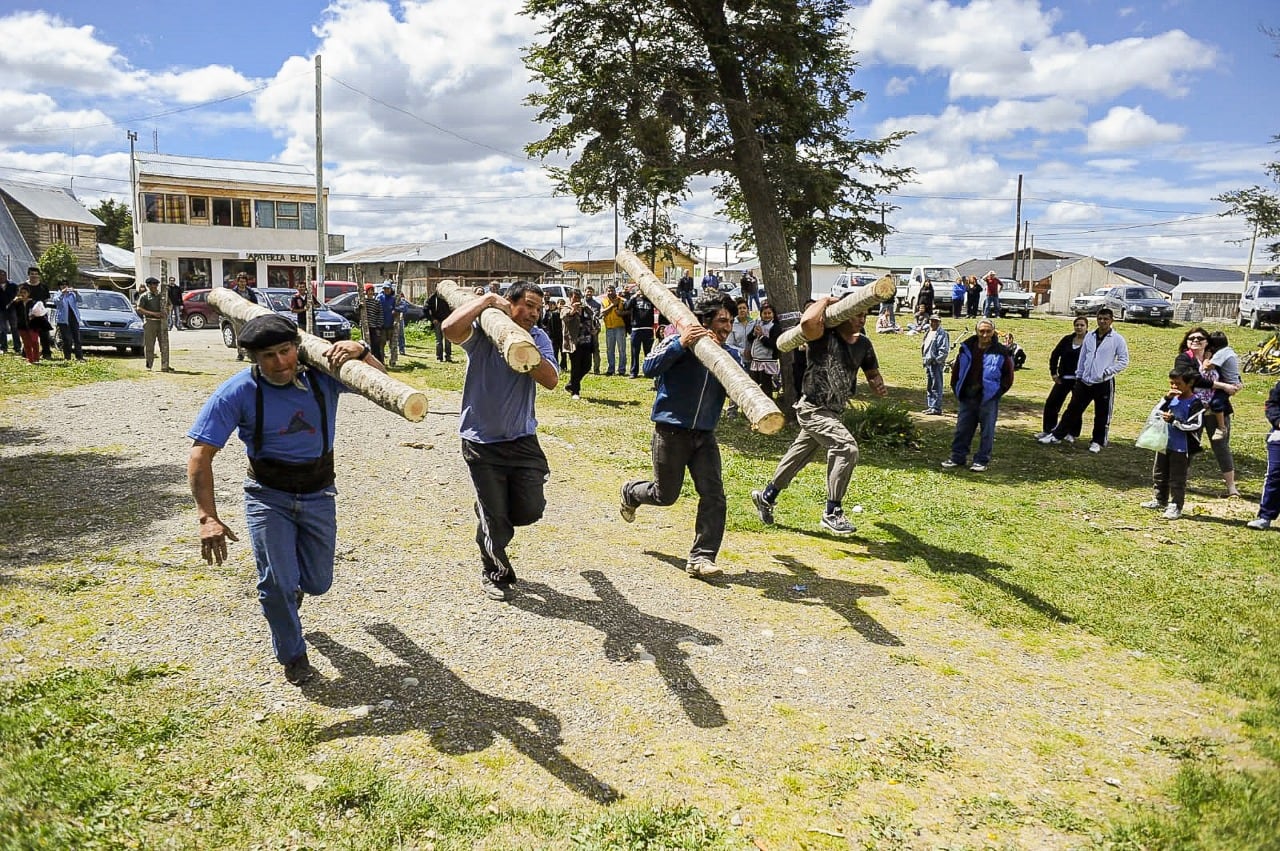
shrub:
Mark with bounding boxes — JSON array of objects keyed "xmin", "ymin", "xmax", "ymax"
[{"xmin": 840, "ymin": 399, "xmax": 918, "ymax": 448}]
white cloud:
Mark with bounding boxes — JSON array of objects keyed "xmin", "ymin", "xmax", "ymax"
[
  {"xmin": 885, "ymin": 76, "xmax": 914, "ymax": 96},
  {"xmin": 1085, "ymin": 106, "xmax": 1184, "ymax": 151}
]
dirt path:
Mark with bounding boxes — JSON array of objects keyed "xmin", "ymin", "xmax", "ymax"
[{"xmin": 0, "ymin": 332, "xmax": 1252, "ymax": 848}]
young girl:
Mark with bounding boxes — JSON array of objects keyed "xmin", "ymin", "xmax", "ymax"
[
  {"xmin": 1142, "ymin": 369, "xmax": 1205, "ymax": 520},
  {"xmin": 14, "ymin": 286, "xmax": 40, "ymax": 364},
  {"xmin": 747, "ymin": 303, "xmax": 781, "ymax": 399}
]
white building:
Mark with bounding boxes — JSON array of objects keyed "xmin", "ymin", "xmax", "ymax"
[{"xmin": 133, "ymin": 152, "xmax": 328, "ymax": 291}]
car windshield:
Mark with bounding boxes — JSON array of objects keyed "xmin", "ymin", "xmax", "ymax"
[
  {"xmin": 922, "ymin": 268, "xmax": 958, "ymax": 282},
  {"xmin": 261, "ymin": 292, "xmax": 293, "ymax": 311},
  {"xmin": 80, "ymin": 291, "xmax": 131, "ymax": 311},
  {"xmin": 1125, "ymin": 288, "xmax": 1161, "ymax": 300},
  {"xmin": 1257, "ymin": 285, "xmax": 1280, "ymax": 299}
]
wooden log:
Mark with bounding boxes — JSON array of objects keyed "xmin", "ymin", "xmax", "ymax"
[
  {"xmin": 436, "ymin": 279, "xmax": 542, "ymax": 373},
  {"xmin": 776, "ymin": 275, "xmax": 897, "ymax": 353},
  {"xmin": 208, "ymin": 287, "xmax": 429, "ymax": 422},
  {"xmin": 614, "ymin": 250, "xmax": 785, "ymax": 435}
]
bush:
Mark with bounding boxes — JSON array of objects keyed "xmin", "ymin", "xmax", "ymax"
[
  {"xmin": 39, "ymin": 242, "xmax": 78, "ymax": 289},
  {"xmin": 840, "ymin": 399, "xmax": 918, "ymax": 449}
]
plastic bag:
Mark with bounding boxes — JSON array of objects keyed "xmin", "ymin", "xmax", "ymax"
[{"xmin": 1135, "ymin": 403, "xmax": 1169, "ymax": 452}]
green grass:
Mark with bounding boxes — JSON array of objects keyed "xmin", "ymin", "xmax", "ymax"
[{"xmin": 0, "ymin": 352, "xmax": 129, "ymax": 400}]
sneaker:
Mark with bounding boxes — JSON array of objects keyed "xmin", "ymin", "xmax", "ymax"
[
  {"xmin": 572, "ymin": 394, "xmax": 580, "ymax": 400},
  {"xmin": 480, "ymin": 573, "xmax": 510, "ymax": 601},
  {"xmin": 1088, "ymin": 442, "xmax": 1102, "ymax": 454},
  {"xmin": 940, "ymin": 459, "xmax": 960, "ymax": 468},
  {"xmin": 283, "ymin": 653, "xmax": 317, "ymax": 685},
  {"xmin": 969, "ymin": 462, "xmax": 988, "ymax": 472},
  {"xmin": 295, "ymin": 588, "xmax": 304, "ymax": 609},
  {"xmin": 1140, "ymin": 499, "xmax": 1166, "ymax": 510},
  {"xmin": 820, "ymin": 511, "xmax": 855, "ymax": 536},
  {"xmin": 1063, "ymin": 435, "xmax": 1076, "ymax": 444},
  {"xmin": 1032, "ymin": 431, "xmax": 1049, "ymax": 440},
  {"xmin": 685, "ymin": 558, "xmax": 723, "ymax": 579},
  {"xmin": 619, "ymin": 484, "xmax": 636, "ymax": 523},
  {"xmin": 1211, "ymin": 431, "xmax": 1226, "ymax": 441},
  {"xmin": 1246, "ymin": 518, "xmax": 1272, "ymax": 530},
  {"xmin": 1161, "ymin": 505, "xmax": 1182, "ymax": 521},
  {"xmin": 751, "ymin": 489, "xmax": 775, "ymax": 525},
  {"xmin": 1038, "ymin": 434, "xmax": 1061, "ymax": 445}
]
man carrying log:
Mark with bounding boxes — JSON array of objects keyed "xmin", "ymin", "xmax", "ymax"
[
  {"xmin": 442, "ymin": 281, "xmax": 559, "ymax": 602},
  {"xmin": 751, "ymin": 297, "xmax": 888, "ymax": 536},
  {"xmin": 619, "ymin": 293, "xmax": 739, "ymax": 579},
  {"xmin": 186, "ymin": 314, "xmax": 384, "ymax": 685}
]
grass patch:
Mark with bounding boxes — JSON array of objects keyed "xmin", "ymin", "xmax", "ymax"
[{"xmin": 0, "ymin": 352, "xmax": 128, "ymax": 401}]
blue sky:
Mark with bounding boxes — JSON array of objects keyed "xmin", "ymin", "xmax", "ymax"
[{"xmin": 1, "ymin": 0, "xmax": 1277, "ymax": 269}]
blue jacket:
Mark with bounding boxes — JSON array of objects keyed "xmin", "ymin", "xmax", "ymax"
[
  {"xmin": 54, "ymin": 289, "xmax": 82, "ymax": 325},
  {"xmin": 377, "ymin": 292, "xmax": 396, "ymax": 327},
  {"xmin": 950, "ymin": 335, "xmax": 1014, "ymax": 403},
  {"xmin": 644, "ymin": 334, "xmax": 741, "ymax": 431}
]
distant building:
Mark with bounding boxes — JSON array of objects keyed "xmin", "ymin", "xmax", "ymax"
[
  {"xmin": 328, "ymin": 238, "xmax": 560, "ymax": 299},
  {"xmin": 562, "ymin": 246, "xmax": 697, "ymax": 285},
  {"xmin": 133, "ymin": 152, "xmax": 331, "ymax": 291},
  {"xmin": 0, "ymin": 178, "xmax": 102, "ymax": 274}
]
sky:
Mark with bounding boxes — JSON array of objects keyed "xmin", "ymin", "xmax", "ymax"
[{"xmin": 1, "ymin": 0, "xmax": 1277, "ymax": 271}]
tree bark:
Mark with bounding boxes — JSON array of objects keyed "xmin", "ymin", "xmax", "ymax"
[
  {"xmin": 616, "ymin": 249, "xmax": 784, "ymax": 435},
  {"xmin": 208, "ymin": 288, "xmax": 428, "ymax": 422},
  {"xmin": 436, "ymin": 280, "xmax": 542, "ymax": 373},
  {"xmin": 776, "ymin": 275, "xmax": 897, "ymax": 353}
]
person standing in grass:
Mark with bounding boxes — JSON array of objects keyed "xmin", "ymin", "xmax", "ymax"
[
  {"xmin": 1141, "ymin": 369, "xmax": 1205, "ymax": 521},
  {"xmin": 1246, "ymin": 377, "xmax": 1280, "ymax": 531},
  {"xmin": 750, "ymin": 297, "xmax": 888, "ymax": 536},
  {"xmin": 920, "ymin": 312, "xmax": 949, "ymax": 415},
  {"xmin": 942, "ymin": 318, "xmax": 1014, "ymax": 473},
  {"xmin": 1036, "ymin": 317, "xmax": 1089, "ymax": 441},
  {"xmin": 1038, "ymin": 307, "xmax": 1128, "ymax": 453},
  {"xmin": 620, "ymin": 294, "xmax": 738, "ymax": 579}
]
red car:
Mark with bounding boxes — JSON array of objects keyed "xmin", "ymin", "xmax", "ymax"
[{"xmin": 180, "ymin": 288, "xmax": 220, "ymax": 329}]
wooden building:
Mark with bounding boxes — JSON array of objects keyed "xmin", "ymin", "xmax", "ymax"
[
  {"xmin": 328, "ymin": 239, "xmax": 561, "ymax": 300},
  {"xmin": 0, "ymin": 178, "xmax": 102, "ymax": 272}
]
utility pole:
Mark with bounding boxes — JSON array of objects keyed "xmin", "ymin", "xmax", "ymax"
[
  {"xmin": 557, "ymin": 224, "xmax": 569, "ymax": 255},
  {"xmin": 128, "ymin": 130, "xmax": 139, "ymax": 280},
  {"xmin": 1012, "ymin": 174, "xmax": 1023, "ymax": 281},
  {"xmin": 313, "ymin": 54, "xmax": 326, "ymax": 334},
  {"xmin": 1243, "ymin": 221, "xmax": 1259, "ymax": 295},
  {"xmin": 879, "ymin": 204, "xmax": 887, "ymax": 255}
]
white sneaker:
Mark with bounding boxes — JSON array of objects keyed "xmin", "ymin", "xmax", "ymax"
[
  {"xmin": 1032, "ymin": 432, "xmax": 1049, "ymax": 440},
  {"xmin": 685, "ymin": 558, "xmax": 723, "ymax": 579},
  {"xmin": 940, "ymin": 459, "xmax": 959, "ymax": 468},
  {"xmin": 1063, "ymin": 435, "xmax": 1076, "ymax": 444},
  {"xmin": 1038, "ymin": 434, "xmax": 1060, "ymax": 445},
  {"xmin": 1140, "ymin": 499, "xmax": 1166, "ymax": 510},
  {"xmin": 1088, "ymin": 442, "xmax": 1102, "ymax": 453},
  {"xmin": 619, "ymin": 483, "xmax": 635, "ymax": 523},
  {"xmin": 1162, "ymin": 504, "xmax": 1182, "ymax": 520},
  {"xmin": 969, "ymin": 462, "xmax": 988, "ymax": 472},
  {"xmin": 1246, "ymin": 518, "xmax": 1272, "ymax": 530}
]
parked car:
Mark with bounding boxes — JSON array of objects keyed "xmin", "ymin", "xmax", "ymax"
[
  {"xmin": 220, "ymin": 287, "xmax": 352, "ymax": 348},
  {"xmin": 831, "ymin": 273, "xmax": 880, "ymax": 300},
  {"xmin": 1238, "ymin": 282, "xmax": 1280, "ymax": 329},
  {"xmin": 180, "ymin": 288, "xmax": 219, "ymax": 329},
  {"xmin": 984, "ymin": 278, "xmax": 1033, "ymax": 318},
  {"xmin": 53, "ymin": 288, "xmax": 144, "ymax": 354},
  {"xmin": 1071, "ymin": 287, "xmax": 1114, "ymax": 316},
  {"xmin": 320, "ymin": 281, "xmax": 358, "ymax": 302},
  {"xmin": 325, "ymin": 291, "xmax": 425, "ymax": 324},
  {"xmin": 1105, "ymin": 285, "xmax": 1173, "ymax": 325}
]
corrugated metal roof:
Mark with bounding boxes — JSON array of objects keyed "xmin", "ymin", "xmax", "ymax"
[
  {"xmin": 329, "ymin": 239, "xmax": 491, "ymax": 264},
  {"xmin": 135, "ymin": 152, "xmax": 315, "ymax": 188},
  {"xmin": 0, "ymin": 179, "xmax": 103, "ymax": 226},
  {"xmin": 98, "ymin": 243, "xmax": 134, "ymax": 270},
  {"xmin": 0, "ymin": 199, "xmax": 35, "ymax": 278}
]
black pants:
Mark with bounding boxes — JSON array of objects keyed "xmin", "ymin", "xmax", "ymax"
[
  {"xmin": 1152, "ymin": 450, "xmax": 1190, "ymax": 508},
  {"xmin": 629, "ymin": 329, "xmax": 654, "ymax": 376},
  {"xmin": 1041, "ymin": 378, "xmax": 1076, "ymax": 435},
  {"xmin": 367, "ymin": 327, "xmax": 387, "ymax": 364},
  {"xmin": 38, "ymin": 323, "xmax": 53, "ymax": 359},
  {"xmin": 567, "ymin": 345, "xmax": 592, "ymax": 394},
  {"xmin": 58, "ymin": 321, "xmax": 83, "ymax": 360},
  {"xmin": 463, "ymin": 436, "xmax": 549, "ymax": 583},
  {"xmin": 623, "ymin": 423, "xmax": 725, "ymax": 564},
  {"xmin": 432, "ymin": 321, "xmax": 452, "ymax": 361},
  {"xmin": 1053, "ymin": 379, "xmax": 1114, "ymax": 446}
]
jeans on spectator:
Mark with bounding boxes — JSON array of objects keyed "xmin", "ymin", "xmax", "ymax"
[
  {"xmin": 984, "ymin": 294, "xmax": 1000, "ymax": 317},
  {"xmin": 244, "ymin": 479, "xmax": 336, "ymax": 664},
  {"xmin": 924, "ymin": 362, "xmax": 944, "ymax": 413},
  {"xmin": 630, "ymin": 328, "xmax": 654, "ymax": 376},
  {"xmin": 605, "ymin": 326, "xmax": 627, "ymax": 374},
  {"xmin": 1257, "ymin": 437, "xmax": 1280, "ymax": 522},
  {"xmin": 1152, "ymin": 450, "xmax": 1191, "ymax": 509},
  {"xmin": 950, "ymin": 390, "xmax": 999, "ymax": 466},
  {"xmin": 57, "ymin": 322, "xmax": 83, "ymax": 360}
]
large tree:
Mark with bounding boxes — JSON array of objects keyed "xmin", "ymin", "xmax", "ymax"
[
  {"xmin": 524, "ymin": 0, "xmax": 907, "ymax": 322},
  {"xmin": 88, "ymin": 198, "xmax": 133, "ymax": 250}
]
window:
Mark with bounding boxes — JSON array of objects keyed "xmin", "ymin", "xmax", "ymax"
[
  {"xmin": 190, "ymin": 196, "xmax": 209, "ymax": 222},
  {"xmin": 301, "ymin": 202, "xmax": 316, "ymax": 230},
  {"xmin": 254, "ymin": 200, "xmax": 317, "ymax": 230},
  {"xmin": 211, "ymin": 198, "xmax": 251, "ymax": 227},
  {"xmin": 275, "ymin": 202, "xmax": 299, "ymax": 229},
  {"xmin": 49, "ymin": 223, "xmax": 80, "ymax": 245},
  {"xmin": 254, "ymin": 200, "xmax": 275, "ymax": 228},
  {"xmin": 142, "ymin": 192, "xmax": 187, "ymax": 224},
  {"xmin": 178, "ymin": 257, "xmax": 211, "ymax": 289}
]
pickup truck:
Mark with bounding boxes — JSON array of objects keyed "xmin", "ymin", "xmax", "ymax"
[
  {"xmin": 907, "ymin": 266, "xmax": 961, "ymax": 314},
  {"xmin": 1072, "ymin": 286, "xmax": 1114, "ymax": 316},
  {"xmin": 985, "ymin": 278, "xmax": 1033, "ymax": 318}
]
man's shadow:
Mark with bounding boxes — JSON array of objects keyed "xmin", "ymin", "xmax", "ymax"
[
  {"xmin": 508, "ymin": 570, "xmax": 727, "ymax": 729},
  {"xmin": 868, "ymin": 523, "xmax": 1073, "ymax": 624},
  {"xmin": 304, "ymin": 623, "xmax": 619, "ymax": 802},
  {"xmin": 715, "ymin": 554, "xmax": 903, "ymax": 646}
]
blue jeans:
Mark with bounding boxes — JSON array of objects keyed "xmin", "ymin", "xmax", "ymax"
[
  {"xmin": 1259, "ymin": 437, "xmax": 1280, "ymax": 522},
  {"xmin": 924, "ymin": 362, "xmax": 944, "ymax": 413},
  {"xmin": 630, "ymin": 329, "xmax": 654, "ymax": 376},
  {"xmin": 605, "ymin": 326, "xmax": 627, "ymax": 374},
  {"xmin": 244, "ymin": 480, "xmax": 337, "ymax": 664},
  {"xmin": 950, "ymin": 391, "xmax": 999, "ymax": 466},
  {"xmin": 984, "ymin": 294, "xmax": 1000, "ymax": 317}
]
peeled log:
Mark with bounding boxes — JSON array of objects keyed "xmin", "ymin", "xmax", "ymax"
[
  {"xmin": 436, "ymin": 280, "xmax": 541, "ymax": 373},
  {"xmin": 776, "ymin": 275, "xmax": 898, "ymax": 353},
  {"xmin": 208, "ymin": 287, "xmax": 429, "ymax": 422},
  {"xmin": 615, "ymin": 249, "xmax": 784, "ymax": 435}
]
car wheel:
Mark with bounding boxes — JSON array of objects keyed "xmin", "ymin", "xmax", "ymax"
[
  {"xmin": 187, "ymin": 313, "xmax": 206, "ymax": 330},
  {"xmin": 116, "ymin": 346, "xmax": 127, "ymax": 353},
  {"xmin": 221, "ymin": 323, "xmax": 237, "ymax": 348},
  {"xmin": 1119, "ymin": 309, "xmax": 1127, "ymax": 322},
  {"xmin": 130, "ymin": 346, "xmax": 142, "ymax": 355},
  {"xmin": 1021, "ymin": 310, "xmax": 1029, "ymax": 318},
  {"xmin": 1251, "ymin": 311, "xmax": 1262, "ymax": 330}
]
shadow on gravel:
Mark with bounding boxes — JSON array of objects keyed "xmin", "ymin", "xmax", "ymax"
[
  {"xmin": 868, "ymin": 523, "xmax": 1074, "ymax": 624},
  {"xmin": 717, "ymin": 554, "xmax": 903, "ymax": 646},
  {"xmin": 0, "ymin": 440, "xmax": 186, "ymax": 571},
  {"xmin": 510, "ymin": 570, "xmax": 728, "ymax": 730},
  {"xmin": 305, "ymin": 623, "xmax": 620, "ymax": 803}
]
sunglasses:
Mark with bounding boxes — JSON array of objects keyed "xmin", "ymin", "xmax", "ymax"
[{"xmin": 1186, "ymin": 335, "xmax": 1206, "ymax": 342}]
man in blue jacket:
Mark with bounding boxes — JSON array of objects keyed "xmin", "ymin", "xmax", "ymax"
[
  {"xmin": 619, "ymin": 294, "xmax": 737, "ymax": 579},
  {"xmin": 54, "ymin": 281, "xmax": 85, "ymax": 361},
  {"xmin": 942, "ymin": 318, "xmax": 1015, "ymax": 472}
]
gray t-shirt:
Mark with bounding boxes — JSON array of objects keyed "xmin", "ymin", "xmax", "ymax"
[{"xmin": 1210, "ymin": 346, "xmax": 1241, "ymax": 385}]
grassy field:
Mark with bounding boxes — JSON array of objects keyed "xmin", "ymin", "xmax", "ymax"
[{"xmin": 2, "ymin": 313, "xmax": 1278, "ymax": 848}]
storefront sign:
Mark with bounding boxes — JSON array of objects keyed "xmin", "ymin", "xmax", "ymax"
[{"xmin": 243, "ymin": 253, "xmax": 317, "ymax": 262}]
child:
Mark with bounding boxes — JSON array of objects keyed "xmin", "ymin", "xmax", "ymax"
[
  {"xmin": 1204, "ymin": 331, "xmax": 1242, "ymax": 441},
  {"xmin": 15, "ymin": 286, "xmax": 40, "ymax": 364},
  {"xmin": 1001, "ymin": 332, "xmax": 1027, "ymax": 369},
  {"xmin": 1141, "ymin": 369, "xmax": 1205, "ymax": 520}
]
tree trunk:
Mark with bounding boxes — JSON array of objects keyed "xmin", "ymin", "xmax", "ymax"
[
  {"xmin": 208, "ymin": 287, "xmax": 429, "ymax": 422},
  {"xmin": 616, "ymin": 249, "xmax": 784, "ymax": 434},
  {"xmin": 776, "ymin": 275, "xmax": 897, "ymax": 353},
  {"xmin": 436, "ymin": 280, "xmax": 542, "ymax": 372}
]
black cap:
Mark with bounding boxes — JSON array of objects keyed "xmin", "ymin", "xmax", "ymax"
[
  {"xmin": 145, "ymin": 276, "xmax": 160, "ymax": 285},
  {"xmin": 238, "ymin": 314, "xmax": 300, "ymax": 351}
]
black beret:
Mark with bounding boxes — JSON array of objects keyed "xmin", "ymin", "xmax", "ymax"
[
  {"xmin": 145, "ymin": 277, "xmax": 160, "ymax": 284},
  {"xmin": 238, "ymin": 313, "xmax": 300, "ymax": 351}
]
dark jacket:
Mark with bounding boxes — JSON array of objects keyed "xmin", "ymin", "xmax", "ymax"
[
  {"xmin": 951, "ymin": 336, "xmax": 1014, "ymax": 403},
  {"xmin": 1266, "ymin": 379, "xmax": 1280, "ymax": 431},
  {"xmin": 644, "ymin": 333, "xmax": 740, "ymax": 432}
]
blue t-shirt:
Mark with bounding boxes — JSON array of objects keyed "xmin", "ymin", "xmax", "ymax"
[
  {"xmin": 458, "ymin": 324, "xmax": 557, "ymax": 443},
  {"xmin": 1166, "ymin": 395, "xmax": 1197, "ymax": 454},
  {"xmin": 188, "ymin": 368, "xmax": 345, "ymax": 462}
]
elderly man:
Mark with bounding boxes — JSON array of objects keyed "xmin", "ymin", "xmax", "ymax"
[
  {"xmin": 751, "ymin": 297, "xmax": 888, "ymax": 536},
  {"xmin": 942, "ymin": 318, "xmax": 1015, "ymax": 472},
  {"xmin": 135, "ymin": 277, "xmax": 172, "ymax": 371},
  {"xmin": 921, "ymin": 313, "xmax": 949, "ymax": 415},
  {"xmin": 187, "ymin": 314, "xmax": 383, "ymax": 684}
]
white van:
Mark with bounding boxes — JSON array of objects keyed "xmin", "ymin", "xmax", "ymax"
[
  {"xmin": 1238, "ymin": 282, "xmax": 1280, "ymax": 329},
  {"xmin": 907, "ymin": 266, "xmax": 961, "ymax": 313}
]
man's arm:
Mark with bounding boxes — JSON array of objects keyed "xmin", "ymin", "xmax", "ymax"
[
  {"xmin": 187, "ymin": 441, "xmax": 238, "ymax": 565},
  {"xmin": 441, "ymin": 292, "xmax": 509, "ymax": 344},
  {"xmin": 324, "ymin": 339, "xmax": 386, "ymax": 373},
  {"xmin": 1109, "ymin": 336, "xmax": 1130, "ymax": 377},
  {"xmin": 800, "ymin": 296, "xmax": 836, "ymax": 341},
  {"xmin": 863, "ymin": 366, "xmax": 888, "ymax": 397}
]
